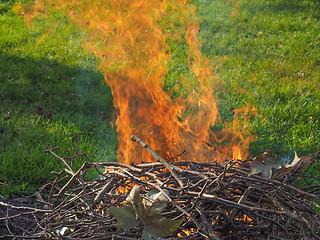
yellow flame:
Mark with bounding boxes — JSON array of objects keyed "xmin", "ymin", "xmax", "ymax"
[{"xmin": 232, "ymin": 145, "xmax": 242, "ymax": 160}]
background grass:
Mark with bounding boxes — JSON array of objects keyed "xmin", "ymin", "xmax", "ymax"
[
  {"xmin": 191, "ymin": 0, "xmax": 320, "ymax": 159},
  {"xmin": 1, "ymin": 0, "xmax": 320, "ymax": 197},
  {"xmin": 0, "ymin": 1, "xmax": 117, "ymax": 197}
]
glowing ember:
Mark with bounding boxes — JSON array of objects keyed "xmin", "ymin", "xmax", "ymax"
[
  {"xmin": 177, "ymin": 228, "xmax": 197, "ymax": 237},
  {"xmin": 24, "ymin": 0, "xmax": 256, "ymax": 164}
]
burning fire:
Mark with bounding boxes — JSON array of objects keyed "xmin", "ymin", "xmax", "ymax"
[{"xmin": 24, "ymin": 0, "xmax": 255, "ymax": 164}]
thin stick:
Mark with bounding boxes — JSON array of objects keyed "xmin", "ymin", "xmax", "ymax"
[
  {"xmin": 94, "ymin": 178, "xmax": 118, "ymax": 204},
  {"xmin": 130, "ymin": 200, "xmax": 159, "ymax": 240},
  {"xmin": 0, "ymin": 201, "xmax": 51, "ymax": 213},
  {"xmin": 131, "ymin": 135, "xmax": 184, "ymax": 187},
  {"xmin": 230, "ymin": 186, "xmax": 252, "ymax": 219},
  {"xmin": 57, "ymin": 162, "xmax": 90, "ymax": 197},
  {"xmin": 44, "ymin": 147, "xmax": 74, "ymax": 173},
  {"xmin": 79, "ymin": 171, "xmax": 104, "ymax": 228},
  {"xmin": 196, "ymin": 206, "xmax": 221, "ymax": 240},
  {"xmin": 203, "ymin": 141, "xmax": 233, "ymax": 159},
  {"xmin": 5, "ymin": 207, "xmax": 14, "ymax": 236}
]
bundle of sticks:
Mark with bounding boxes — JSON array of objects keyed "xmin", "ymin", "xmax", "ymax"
[{"xmin": 1, "ymin": 136, "xmax": 320, "ymax": 239}]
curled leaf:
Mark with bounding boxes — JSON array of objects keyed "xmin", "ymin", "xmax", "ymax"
[
  {"xmin": 251, "ymin": 150, "xmax": 281, "ymax": 178},
  {"xmin": 251, "ymin": 150, "xmax": 314, "ymax": 178},
  {"xmin": 274, "ymin": 153, "xmax": 314, "ymax": 176},
  {"xmin": 126, "ymin": 185, "xmax": 141, "ymax": 204}
]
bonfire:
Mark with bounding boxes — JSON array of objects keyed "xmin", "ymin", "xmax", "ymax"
[
  {"xmin": 1, "ymin": 134, "xmax": 319, "ymax": 239},
  {"xmin": 2, "ymin": 0, "xmax": 319, "ymax": 239}
]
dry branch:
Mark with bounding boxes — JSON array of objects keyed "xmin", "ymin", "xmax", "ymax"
[
  {"xmin": 2, "ymin": 142, "xmax": 320, "ymax": 239},
  {"xmin": 131, "ymin": 135, "xmax": 184, "ymax": 187}
]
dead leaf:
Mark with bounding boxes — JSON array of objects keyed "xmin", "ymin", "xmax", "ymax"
[
  {"xmin": 109, "ymin": 186, "xmax": 141, "ymax": 230},
  {"xmin": 109, "ymin": 201, "xmax": 140, "ymax": 231},
  {"xmin": 251, "ymin": 160, "xmax": 272, "ymax": 178},
  {"xmin": 282, "ymin": 152, "xmax": 300, "ymax": 168},
  {"xmin": 126, "ymin": 185, "xmax": 141, "ymax": 205},
  {"xmin": 273, "ymin": 153, "xmax": 314, "ymax": 177},
  {"xmin": 109, "ymin": 187, "xmax": 183, "ymax": 239},
  {"xmin": 252, "ymin": 151, "xmax": 315, "ymax": 178},
  {"xmin": 141, "ymin": 215, "xmax": 183, "ymax": 240},
  {"xmin": 251, "ymin": 150, "xmax": 282, "ymax": 178}
]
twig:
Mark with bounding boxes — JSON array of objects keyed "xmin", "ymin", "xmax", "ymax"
[
  {"xmin": 94, "ymin": 178, "xmax": 118, "ymax": 205},
  {"xmin": 230, "ymin": 186, "xmax": 252, "ymax": 219},
  {"xmin": 192, "ymin": 178, "xmax": 209, "ymax": 209},
  {"xmin": 5, "ymin": 149, "xmax": 320, "ymax": 239},
  {"xmin": 97, "ymin": 162, "xmax": 142, "ymax": 173},
  {"xmin": 148, "ymin": 183, "xmax": 216, "ymax": 240},
  {"xmin": 48, "ymin": 170, "xmax": 65, "ymax": 204},
  {"xmin": 129, "ymin": 199, "xmax": 159, "ymax": 240},
  {"xmin": 57, "ymin": 162, "xmax": 90, "ymax": 197},
  {"xmin": 233, "ymin": 168, "xmax": 320, "ymax": 200},
  {"xmin": 44, "ymin": 146, "xmax": 74, "ymax": 173},
  {"xmin": 203, "ymin": 141, "xmax": 233, "ymax": 159},
  {"xmin": 0, "ymin": 235, "xmax": 45, "ymax": 239},
  {"xmin": 5, "ymin": 207, "xmax": 14, "ymax": 236},
  {"xmin": 131, "ymin": 135, "xmax": 184, "ymax": 187},
  {"xmin": 79, "ymin": 171, "xmax": 107, "ymax": 232},
  {"xmin": 164, "ymin": 150, "xmax": 186, "ymax": 161},
  {"xmin": 0, "ymin": 201, "xmax": 51, "ymax": 213},
  {"xmin": 196, "ymin": 206, "xmax": 221, "ymax": 240}
]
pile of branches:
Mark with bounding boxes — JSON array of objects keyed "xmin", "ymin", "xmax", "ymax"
[{"xmin": 1, "ymin": 136, "xmax": 320, "ymax": 240}]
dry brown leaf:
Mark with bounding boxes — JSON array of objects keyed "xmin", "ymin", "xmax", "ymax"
[
  {"xmin": 273, "ymin": 153, "xmax": 314, "ymax": 177},
  {"xmin": 251, "ymin": 150, "xmax": 281, "ymax": 178}
]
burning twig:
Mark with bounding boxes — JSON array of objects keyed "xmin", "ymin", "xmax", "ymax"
[
  {"xmin": 131, "ymin": 135, "xmax": 184, "ymax": 188},
  {"xmin": 196, "ymin": 206, "xmax": 221, "ymax": 240}
]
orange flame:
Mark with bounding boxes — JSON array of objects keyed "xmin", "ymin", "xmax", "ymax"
[
  {"xmin": 24, "ymin": 0, "xmax": 256, "ymax": 164},
  {"xmin": 232, "ymin": 146, "xmax": 242, "ymax": 160}
]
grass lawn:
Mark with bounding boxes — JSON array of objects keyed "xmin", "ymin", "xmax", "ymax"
[
  {"xmin": 192, "ymin": 0, "xmax": 320, "ymax": 157},
  {"xmin": 0, "ymin": 0, "xmax": 118, "ymax": 197},
  {"xmin": 1, "ymin": 0, "xmax": 320, "ymax": 197}
]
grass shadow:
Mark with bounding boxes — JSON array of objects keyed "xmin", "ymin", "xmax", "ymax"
[{"xmin": 0, "ymin": 51, "xmax": 118, "ymax": 197}]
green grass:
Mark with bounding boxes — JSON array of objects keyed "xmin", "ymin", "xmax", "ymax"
[
  {"xmin": 1, "ymin": 0, "xmax": 320, "ymax": 197},
  {"xmin": 188, "ymin": 0, "xmax": 320, "ymax": 158},
  {"xmin": 0, "ymin": 1, "xmax": 117, "ymax": 197}
]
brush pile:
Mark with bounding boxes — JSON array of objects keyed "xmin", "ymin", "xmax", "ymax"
[{"xmin": 1, "ymin": 136, "xmax": 320, "ymax": 240}]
